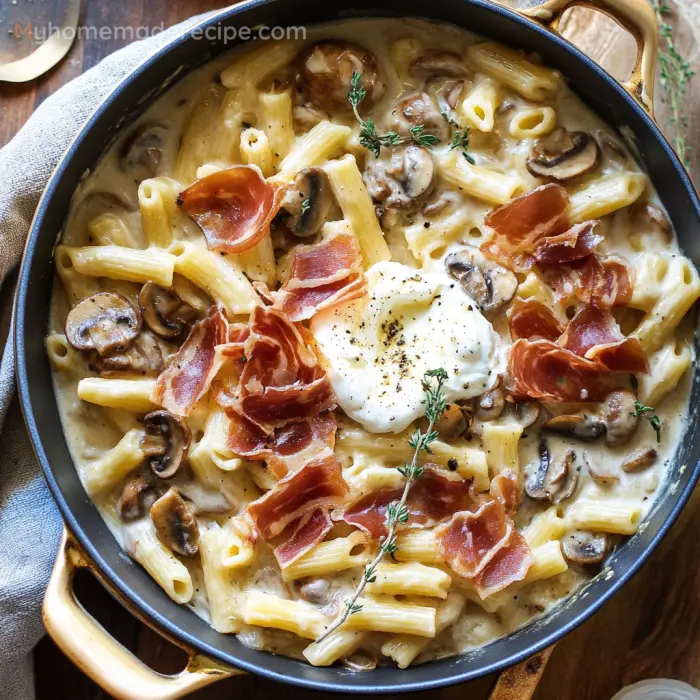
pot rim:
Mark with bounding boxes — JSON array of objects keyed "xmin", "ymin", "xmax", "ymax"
[{"xmin": 15, "ymin": 0, "xmax": 700, "ymax": 693}]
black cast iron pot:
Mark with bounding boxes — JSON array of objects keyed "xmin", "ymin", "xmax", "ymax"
[{"xmin": 14, "ymin": 0, "xmax": 700, "ymax": 697}]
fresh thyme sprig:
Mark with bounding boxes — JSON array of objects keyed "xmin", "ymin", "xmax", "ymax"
[
  {"xmin": 348, "ymin": 72, "xmax": 441, "ymax": 157},
  {"xmin": 441, "ymin": 111, "xmax": 475, "ymax": 165},
  {"xmin": 632, "ymin": 400, "xmax": 662, "ymax": 443},
  {"xmin": 314, "ymin": 368, "xmax": 449, "ymax": 643},
  {"xmin": 652, "ymin": 0, "xmax": 695, "ymax": 171}
]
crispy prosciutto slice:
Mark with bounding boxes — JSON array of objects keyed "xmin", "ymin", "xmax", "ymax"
[
  {"xmin": 533, "ymin": 221, "xmax": 602, "ymax": 265},
  {"xmin": 436, "ymin": 500, "xmax": 533, "ymax": 599},
  {"xmin": 177, "ymin": 166, "xmax": 286, "ymax": 254},
  {"xmin": 228, "ymin": 306, "xmax": 335, "ymax": 432},
  {"xmin": 151, "ymin": 305, "xmax": 228, "ymax": 416},
  {"xmin": 273, "ymin": 232, "xmax": 367, "ymax": 321},
  {"xmin": 343, "ymin": 466, "xmax": 474, "ymax": 538},
  {"xmin": 559, "ymin": 306, "xmax": 649, "ymax": 373},
  {"xmin": 247, "ymin": 453, "xmax": 348, "ymax": 539},
  {"xmin": 507, "ymin": 338, "xmax": 615, "ymax": 402},
  {"xmin": 273, "ymin": 508, "xmax": 333, "ymax": 567},
  {"xmin": 540, "ymin": 255, "xmax": 634, "ymax": 309},
  {"xmin": 223, "ymin": 410, "xmax": 337, "ymax": 480},
  {"xmin": 484, "ymin": 184, "xmax": 569, "ymax": 253},
  {"xmin": 507, "ymin": 298, "xmax": 564, "ymax": 342},
  {"xmin": 489, "ymin": 470, "xmax": 521, "ymax": 516}
]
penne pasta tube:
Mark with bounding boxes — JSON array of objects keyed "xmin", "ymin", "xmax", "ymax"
[
  {"xmin": 277, "ymin": 121, "xmax": 352, "ymax": 181},
  {"xmin": 340, "ymin": 597, "xmax": 436, "ymax": 637},
  {"xmin": 239, "ymin": 127, "xmax": 274, "ymax": 177},
  {"xmin": 169, "ymin": 241, "xmax": 260, "ymax": 316},
  {"xmin": 523, "ymin": 507, "xmax": 568, "ymax": 549},
  {"xmin": 259, "ymin": 90, "xmax": 295, "ymax": 167},
  {"xmin": 366, "ymin": 562, "xmax": 452, "ymax": 599},
  {"xmin": 567, "ymin": 500, "xmax": 643, "ymax": 535},
  {"xmin": 243, "ymin": 592, "xmax": 328, "ymax": 639},
  {"xmin": 481, "ymin": 423, "xmax": 523, "ymax": 477},
  {"xmin": 77, "ymin": 377, "xmax": 157, "ymax": 413},
  {"xmin": 509, "ymin": 106, "xmax": 557, "ymax": 139},
  {"xmin": 459, "ymin": 80, "xmax": 498, "ymax": 132},
  {"xmin": 437, "ymin": 151, "xmax": 521, "ymax": 205},
  {"xmin": 303, "ymin": 630, "xmax": 368, "ymax": 667},
  {"xmin": 394, "ymin": 529, "xmax": 443, "ymax": 565},
  {"xmin": 138, "ymin": 177, "xmax": 180, "ymax": 248},
  {"xmin": 522, "ymin": 541, "xmax": 568, "ymax": 584},
  {"xmin": 57, "ymin": 245, "xmax": 176, "ymax": 287},
  {"xmin": 82, "ymin": 429, "xmax": 146, "ymax": 496},
  {"xmin": 466, "ymin": 42, "xmax": 560, "ymax": 101},
  {"xmin": 568, "ymin": 172, "xmax": 646, "ymax": 223}
]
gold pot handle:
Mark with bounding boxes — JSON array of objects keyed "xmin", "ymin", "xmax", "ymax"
[
  {"xmin": 43, "ymin": 529, "xmax": 241, "ymax": 700},
  {"xmin": 509, "ymin": 0, "xmax": 658, "ymax": 115},
  {"xmin": 488, "ymin": 647, "xmax": 555, "ymax": 700}
]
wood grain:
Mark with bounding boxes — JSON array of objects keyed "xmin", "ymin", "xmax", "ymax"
[{"xmin": 2, "ymin": 2, "xmax": 699, "ymax": 699}]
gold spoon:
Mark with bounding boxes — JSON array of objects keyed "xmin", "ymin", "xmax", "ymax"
[{"xmin": 0, "ymin": 0, "xmax": 80, "ymax": 83}]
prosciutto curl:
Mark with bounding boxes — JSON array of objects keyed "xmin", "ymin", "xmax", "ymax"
[
  {"xmin": 224, "ymin": 410, "xmax": 337, "ymax": 480},
  {"xmin": 508, "ymin": 297, "xmax": 564, "ymax": 342},
  {"xmin": 507, "ymin": 338, "xmax": 616, "ymax": 402},
  {"xmin": 343, "ymin": 466, "xmax": 474, "ymax": 538},
  {"xmin": 247, "ymin": 453, "xmax": 348, "ymax": 539},
  {"xmin": 540, "ymin": 254, "xmax": 634, "ymax": 309},
  {"xmin": 273, "ymin": 508, "xmax": 333, "ymax": 567},
  {"xmin": 216, "ymin": 306, "xmax": 335, "ymax": 433},
  {"xmin": 273, "ymin": 231, "xmax": 367, "ymax": 321},
  {"xmin": 151, "ymin": 304, "xmax": 228, "ymax": 416},
  {"xmin": 177, "ymin": 166, "xmax": 286, "ymax": 254},
  {"xmin": 436, "ymin": 500, "xmax": 534, "ymax": 599},
  {"xmin": 559, "ymin": 306, "xmax": 649, "ymax": 373}
]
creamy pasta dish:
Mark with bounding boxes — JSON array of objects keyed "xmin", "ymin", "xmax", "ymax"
[{"xmin": 47, "ymin": 19, "xmax": 699, "ymax": 669}]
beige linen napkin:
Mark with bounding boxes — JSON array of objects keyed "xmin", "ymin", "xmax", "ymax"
[{"xmin": 0, "ymin": 14, "xmax": 209, "ymax": 700}]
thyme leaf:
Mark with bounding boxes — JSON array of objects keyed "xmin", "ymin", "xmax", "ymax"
[
  {"xmin": 313, "ymin": 368, "xmax": 448, "ymax": 643},
  {"xmin": 632, "ymin": 400, "xmax": 662, "ymax": 443}
]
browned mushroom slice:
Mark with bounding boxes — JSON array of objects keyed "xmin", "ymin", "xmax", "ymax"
[
  {"xmin": 286, "ymin": 167, "xmax": 335, "ymax": 237},
  {"xmin": 96, "ymin": 331, "xmax": 170, "ymax": 376},
  {"xmin": 141, "ymin": 410, "xmax": 191, "ymax": 479},
  {"xmin": 410, "ymin": 53, "xmax": 469, "ymax": 79},
  {"xmin": 621, "ymin": 447, "xmax": 657, "ymax": 473},
  {"xmin": 526, "ymin": 443, "xmax": 579, "ymax": 503},
  {"xmin": 630, "ymin": 202, "xmax": 672, "ymax": 242},
  {"xmin": 297, "ymin": 41, "xmax": 384, "ymax": 114},
  {"xmin": 139, "ymin": 282, "xmax": 199, "ymax": 339},
  {"xmin": 542, "ymin": 413, "xmax": 605, "ymax": 441},
  {"xmin": 119, "ymin": 122, "xmax": 169, "ymax": 180},
  {"xmin": 583, "ymin": 451, "xmax": 619, "ymax": 485},
  {"xmin": 363, "ymin": 144, "xmax": 435, "ymax": 209},
  {"xmin": 391, "ymin": 92, "xmax": 448, "ymax": 141},
  {"xmin": 65, "ymin": 292, "xmax": 141, "ymax": 355},
  {"xmin": 117, "ymin": 475, "xmax": 158, "ymax": 522},
  {"xmin": 561, "ymin": 531, "xmax": 608, "ymax": 565},
  {"xmin": 433, "ymin": 403, "xmax": 471, "ymax": 439},
  {"xmin": 445, "ymin": 248, "xmax": 518, "ymax": 312},
  {"xmin": 150, "ymin": 487, "xmax": 199, "ymax": 557},
  {"xmin": 526, "ymin": 129, "xmax": 600, "ymax": 181},
  {"xmin": 513, "ymin": 401, "xmax": 540, "ymax": 429},
  {"xmin": 476, "ymin": 386, "xmax": 506, "ymax": 422},
  {"xmin": 177, "ymin": 480, "xmax": 233, "ymax": 514},
  {"xmin": 295, "ymin": 577, "xmax": 333, "ymax": 605},
  {"xmin": 601, "ymin": 390, "xmax": 638, "ymax": 446}
]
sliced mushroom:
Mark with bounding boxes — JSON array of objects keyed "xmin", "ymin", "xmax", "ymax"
[
  {"xmin": 176, "ymin": 480, "xmax": 233, "ymax": 514},
  {"xmin": 476, "ymin": 386, "xmax": 505, "ymax": 422},
  {"xmin": 542, "ymin": 413, "xmax": 605, "ymax": 441},
  {"xmin": 409, "ymin": 52, "xmax": 469, "ymax": 79},
  {"xmin": 295, "ymin": 577, "xmax": 333, "ymax": 606},
  {"xmin": 150, "ymin": 487, "xmax": 199, "ymax": 557},
  {"xmin": 297, "ymin": 41, "xmax": 384, "ymax": 114},
  {"xmin": 390, "ymin": 91, "xmax": 448, "ymax": 141},
  {"xmin": 513, "ymin": 401, "xmax": 541, "ymax": 429},
  {"xmin": 562, "ymin": 531, "xmax": 609, "ymax": 565},
  {"xmin": 286, "ymin": 167, "xmax": 334, "ymax": 237},
  {"xmin": 601, "ymin": 390, "xmax": 638, "ymax": 446},
  {"xmin": 526, "ymin": 444, "xmax": 579, "ymax": 504},
  {"xmin": 526, "ymin": 129, "xmax": 600, "ymax": 181},
  {"xmin": 66, "ymin": 292, "xmax": 141, "ymax": 355},
  {"xmin": 621, "ymin": 447, "xmax": 657, "ymax": 473},
  {"xmin": 434, "ymin": 403, "xmax": 471, "ymax": 439},
  {"xmin": 142, "ymin": 410, "xmax": 191, "ymax": 478},
  {"xmin": 139, "ymin": 282, "xmax": 199, "ymax": 339},
  {"xmin": 631, "ymin": 202, "xmax": 672, "ymax": 242},
  {"xmin": 117, "ymin": 475, "xmax": 158, "ymax": 522},
  {"xmin": 96, "ymin": 330, "xmax": 170, "ymax": 376},
  {"xmin": 583, "ymin": 451, "xmax": 618, "ymax": 485},
  {"xmin": 445, "ymin": 247, "xmax": 518, "ymax": 312},
  {"xmin": 363, "ymin": 144, "xmax": 435, "ymax": 209},
  {"xmin": 119, "ymin": 122, "xmax": 168, "ymax": 179}
]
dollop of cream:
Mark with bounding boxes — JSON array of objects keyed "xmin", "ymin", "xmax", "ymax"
[{"xmin": 310, "ymin": 261, "xmax": 502, "ymax": 433}]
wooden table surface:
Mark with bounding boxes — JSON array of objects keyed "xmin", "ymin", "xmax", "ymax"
[{"xmin": 2, "ymin": 2, "xmax": 700, "ymax": 699}]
